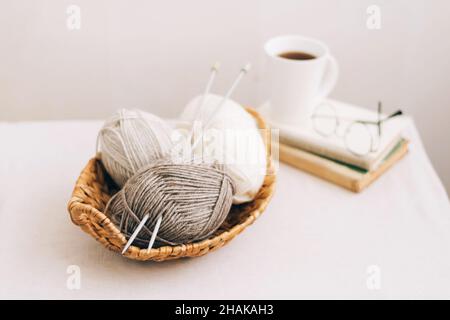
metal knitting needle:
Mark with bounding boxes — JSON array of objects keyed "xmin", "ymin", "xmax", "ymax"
[
  {"xmin": 188, "ymin": 62, "xmax": 221, "ymax": 146},
  {"xmin": 191, "ymin": 63, "xmax": 251, "ymax": 152},
  {"xmin": 194, "ymin": 62, "xmax": 221, "ymax": 120},
  {"xmin": 122, "ymin": 212, "xmax": 162, "ymax": 254},
  {"xmin": 122, "ymin": 211, "xmax": 163, "ymax": 254},
  {"xmin": 146, "ymin": 213, "xmax": 162, "ymax": 252},
  {"xmin": 121, "ymin": 214, "xmax": 149, "ymax": 254}
]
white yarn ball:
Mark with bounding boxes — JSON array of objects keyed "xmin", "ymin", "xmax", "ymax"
[
  {"xmin": 97, "ymin": 108, "xmax": 173, "ymax": 187},
  {"xmin": 180, "ymin": 94, "xmax": 267, "ymax": 204},
  {"xmin": 181, "ymin": 94, "xmax": 256, "ymax": 130}
]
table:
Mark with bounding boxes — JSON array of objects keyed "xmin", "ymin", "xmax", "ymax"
[{"xmin": 0, "ymin": 119, "xmax": 449, "ymax": 299}]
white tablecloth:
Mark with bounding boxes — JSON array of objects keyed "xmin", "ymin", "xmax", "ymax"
[{"xmin": 0, "ymin": 119, "xmax": 449, "ymax": 299}]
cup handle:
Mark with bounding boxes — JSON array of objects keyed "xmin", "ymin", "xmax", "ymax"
[{"xmin": 316, "ymin": 54, "xmax": 339, "ymax": 101}]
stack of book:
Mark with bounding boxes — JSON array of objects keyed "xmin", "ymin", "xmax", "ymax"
[{"xmin": 265, "ymin": 100, "xmax": 409, "ymax": 192}]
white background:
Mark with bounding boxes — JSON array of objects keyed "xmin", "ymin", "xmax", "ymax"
[{"xmin": 1, "ymin": 0, "xmax": 449, "ymax": 194}]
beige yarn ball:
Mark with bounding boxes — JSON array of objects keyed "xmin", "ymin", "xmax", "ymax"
[
  {"xmin": 106, "ymin": 161, "xmax": 235, "ymax": 248},
  {"xmin": 97, "ymin": 109, "xmax": 173, "ymax": 187}
]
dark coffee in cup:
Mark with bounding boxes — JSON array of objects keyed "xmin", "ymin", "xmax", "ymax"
[{"xmin": 278, "ymin": 51, "xmax": 316, "ymax": 60}]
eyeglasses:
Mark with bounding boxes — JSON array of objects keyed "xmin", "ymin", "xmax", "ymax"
[{"xmin": 311, "ymin": 101, "xmax": 403, "ymax": 156}]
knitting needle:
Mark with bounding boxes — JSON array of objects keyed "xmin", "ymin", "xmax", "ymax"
[
  {"xmin": 195, "ymin": 62, "xmax": 221, "ymax": 119},
  {"xmin": 188, "ymin": 62, "xmax": 220, "ymax": 149},
  {"xmin": 191, "ymin": 63, "xmax": 251, "ymax": 151},
  {"xmin": 121, "ymin": 214, "xmax": 149, "ymax": 254},
  {"xmin": 122, "ymin": 213, "xmax": 163, "ymax": 254},
  {"xmin": 147, "ymin": 213, "xmax": 162, "ymax": 252}
]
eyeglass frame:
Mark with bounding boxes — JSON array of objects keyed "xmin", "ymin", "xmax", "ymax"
[{"xmin": 311, "ymin": 101, "xmax": 403, "ymax": 156}]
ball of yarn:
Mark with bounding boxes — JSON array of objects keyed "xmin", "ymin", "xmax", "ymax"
[
  {"xmin": 181, "ymin": 93, "xmax": 256, "ymax": 129},
  {"xmin": 97, "ymin": 109, "xmax": 173, "ymax": 187},
  {"xmin": 105, "ymin": 161, "xmax": 235, "ymax": 248},
  {"xmin": 180, "ymin": 94, "xmax": 267, "ymax": 204}
]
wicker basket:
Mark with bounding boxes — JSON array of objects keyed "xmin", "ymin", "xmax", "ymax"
[{"xmin": 67, "ymin": 108, "xmax": 276, "ymax": 261}]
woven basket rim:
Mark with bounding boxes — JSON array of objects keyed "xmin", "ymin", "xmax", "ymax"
[{"xmin": 67, "ymin": 107, "xmax": 276, "ymax": 261}]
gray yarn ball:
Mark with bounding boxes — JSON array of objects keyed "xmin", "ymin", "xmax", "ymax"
[
  {"xmin": 105, "ymin": 161, "xmax": 235, "ymax": 248},
  {"xmin": 97, "ymin": 109, "xmax": 173, "ymax": 187}
]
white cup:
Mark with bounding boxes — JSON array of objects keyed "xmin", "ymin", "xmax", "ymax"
[{"xmin": 264, "ymin": 35, "xmax": 339, "ymax": 127}]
